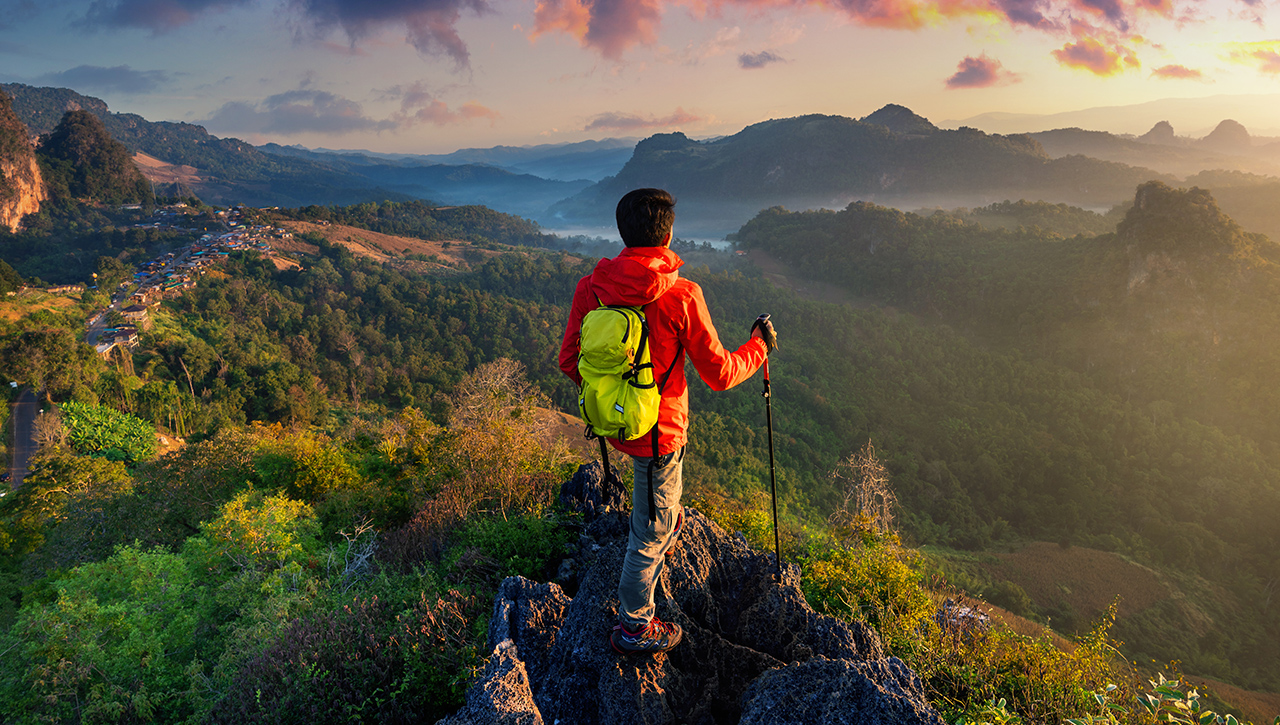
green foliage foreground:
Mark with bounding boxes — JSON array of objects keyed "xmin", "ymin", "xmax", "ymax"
[{"xmin": 0, "ymin": 361, "xmax": 574, "ymax": 724}]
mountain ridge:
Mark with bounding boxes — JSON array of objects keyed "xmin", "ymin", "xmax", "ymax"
[{"xmin": 550, "ymin": 109, "xmax": 1171, "ymax": 235}]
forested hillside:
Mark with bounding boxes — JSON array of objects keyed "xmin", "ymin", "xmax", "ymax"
[
  {"xmin": 3, "ymin": 186, "xmax": 1279, "ymax": 722},
  {"xmin": 732, "ymin": 183, "xmax": 1280, "ymax": 685},
  {"xmin": 733, "ymin": 182, "xmax": 1280, "ymax": 451}
]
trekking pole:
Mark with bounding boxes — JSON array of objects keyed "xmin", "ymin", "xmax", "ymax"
[{"xmin": 753, "ymin": 313, "xmax": 782, "ymax": 580}]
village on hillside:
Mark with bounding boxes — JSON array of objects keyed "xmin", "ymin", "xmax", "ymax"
[{"xmin": 86, "ymin": 204, "xmax": 296, "ymax": 362}]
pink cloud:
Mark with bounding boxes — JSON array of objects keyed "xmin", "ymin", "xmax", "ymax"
[
  {"xmin": 1150, "ymin": 63, "xmax": 1203, "ymax": 79},
  {"xmin": 584, "ymin": 107, "xmax": 700, "ymax": 131},
  {"xmin": 1051, "ymin": 36, "xmax": 1139, "ymax": 75},
  {"xmin": 526, "ymin": 0, "xmax": 1189, "ymax": 61},
  {"xmin": 1072, "ymin": 0, "xmax": 1130, "ymax": 28},
  {"xmin": 391, "ymin": 81, "xmax": 500, "ymax": 126},
  {"xmin": 1225, "ymin": 42, "xmax": 1280, "ymax": 75},
  {"xmin": 945, "ymin": 53, "xmax": 1021, "ymax": 88},
  {"xmin": 79, "ymin": 0, "xmax": 1212, "ymax": 76},
  {"xmin": 402, "ymin": 99, "xmax": 499, "ymax": 125},
  {"xmin": 532, "ymin": 0, "xmax": 662, "ymax": 59},
  {"xmin": 1248, "ymin": 50, "xmax": 1280, "ymax": 74}
]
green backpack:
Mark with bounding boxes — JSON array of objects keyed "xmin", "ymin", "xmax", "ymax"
[
  {"xmin": 577, "ymin": 300, "xmax": 682, "ymax": 523},
  {"xmin": 577, "ymin": 302, "xmax": 658, "ymax": 441}
]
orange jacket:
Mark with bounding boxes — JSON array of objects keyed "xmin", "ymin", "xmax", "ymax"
[{"xmin": 559, "ymin": 246, "xmax": 768, "ymax": 457}]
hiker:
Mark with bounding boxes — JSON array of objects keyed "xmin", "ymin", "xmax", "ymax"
[{"xmin": 559, "ymin": 188, "xmax": 777, "ymax": 655}]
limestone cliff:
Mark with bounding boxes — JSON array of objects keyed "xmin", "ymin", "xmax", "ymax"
[
  {"xmin": 438, "ymin": 464, "xmax": 945, "ymax": 725},
  {"xmin": 0, "ymin": 89, "xmax": 46, "ymax": 232}
]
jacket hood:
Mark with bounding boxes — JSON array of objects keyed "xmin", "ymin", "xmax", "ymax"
[{"xmin": 590, "ymin": 246, "xmax": 684, "ymax": 306}]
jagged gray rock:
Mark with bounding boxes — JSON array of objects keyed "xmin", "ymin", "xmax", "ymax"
[
  {"xmin": 739, "ymin": 657, "xmax": 940, "ymax": 725},
  {"xmin": 437, "ymin": 641, "xmax": 543, "ymax": 725},
  {"xmin": 440, "ymin": 466, "xmax": 945, "ymax": 725},
  {"xmin": 559, "ymin": 461, "xmax": 629, "ymax": 519}
]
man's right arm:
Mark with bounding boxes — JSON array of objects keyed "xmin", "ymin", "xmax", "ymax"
[
  {"xmin": 558, "ymin": 276, "xmax": 593, "ymax": 387},
  {"xmin": 680, "ymin": 282, "xmax": 767, "ymax": 392}
]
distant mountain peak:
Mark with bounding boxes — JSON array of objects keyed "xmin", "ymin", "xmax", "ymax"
[
  {"xmin": 1139, "ymin": 120, "xmax": 1176, "ymax": 145},
  {"xmin": 1200, "ymin": 119, "xmax": 1250, "ymax": 152},
  {"xmin": 634, "ymin": 130, "xmax": 696, "ymax": 152},
  {"xmin": 861, "ymin": 104, "xmax": 939, "ymax": 135}
]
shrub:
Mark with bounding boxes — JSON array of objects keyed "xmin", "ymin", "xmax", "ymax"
[
  {"xmin": 699, "ymin": 488, "xmax": 1131, "ymax": 725},
  {"xmin": 911, "ymin": 604, "xmax": 1130, "ymax": 725},
  {"xmin": 183, "ymin": 488, "xmax": 320, "ymax": 577},
  {"xmin": 445, "ymin": 509, "xmax": 577, "ymax": 586},
  {"xmin": 59, "ymin": 400, "xmax": 156, "ymax": 464},
  {"xmin": 799, "ymin": 530, "xmax": 934, "ymax": 650},
  {"xmin": 378, "ymin": 367, "xmax": 573, "ymax": 573},
  {"xmin": 1066, "ymin": 674, "xmax": 1276, "ymax": 725},
  {"xmin": 209, "ymin": 590, "xmax": 481, "ymax": 724},
  {"xmin": 1, "ymin": 543, "xmax": 210, "ymax": 723}
]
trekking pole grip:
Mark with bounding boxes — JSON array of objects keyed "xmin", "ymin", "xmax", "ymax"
[
  {"xmin": 752, "ymin": 314, "xmax": 772, "ymax": 382},
  {"xmin": 751, "ymin": 313, "xmax": 770, "ymax": 337}
]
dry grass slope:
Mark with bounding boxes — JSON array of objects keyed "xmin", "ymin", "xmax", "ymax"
[
  {"xmin": 0, "ymin": 291, "xmax": 76, "ymax": 322},
  {"xmin": 985, "ymin": 542, "xmax": 1167, "ymax": 621},
  {"xmin": 1191, "ymin": 677, "xmax": 1280, "ymax": 724},
  {"xmin": 275, "ymin": 220, "xmax": 499, "ymax": 272}
]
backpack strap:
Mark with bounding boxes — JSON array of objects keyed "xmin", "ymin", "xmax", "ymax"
[{"xmin": 623, "ymin": 315, "xmax": 655, "ymax": 387}]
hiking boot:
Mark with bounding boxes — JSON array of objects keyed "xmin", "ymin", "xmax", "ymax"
[
  {"xmin": 664, "ymin": 509, "xmax": 684, "ymax": 557},
  {"xmin": 610, "ymin": 617, "xmax": 683, "ymax": 655}
]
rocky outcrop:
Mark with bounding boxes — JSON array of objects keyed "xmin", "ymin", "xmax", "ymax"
[
  {"xmin": 0, "ymin": 89, "xmax": 46, "ymax": 232},
  {"xmin": 862, "ymin": 104, "xmax": 939, "ymax": 136},
  {"xmin": 40, "ymin": 110, "xmax": 152, "ymax": 205},
  {"xmin": 439, "ymin": 464, "xmax": 944, "ymax": 725}
]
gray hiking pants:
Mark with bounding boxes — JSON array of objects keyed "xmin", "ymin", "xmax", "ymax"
[{"xmin": 617, "ymin": 448, "xmax": 684, "ymax": 630}]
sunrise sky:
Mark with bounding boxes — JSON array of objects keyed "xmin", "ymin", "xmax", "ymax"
[{"xmin": 0, "ymin": 0, "xmax": 1277, "ymax": 153}]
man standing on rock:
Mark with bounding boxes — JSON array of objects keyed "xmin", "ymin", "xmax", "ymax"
[{"xmin": 559, "ymin": 188, "xmax": 776, "ymax": 655}]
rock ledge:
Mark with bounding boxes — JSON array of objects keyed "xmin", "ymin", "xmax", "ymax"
[{"xmin": 439, "ymin": 465, "xmax": 944, "ymax": 725}]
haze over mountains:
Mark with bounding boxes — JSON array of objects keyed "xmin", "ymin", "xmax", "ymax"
[
  {"xmin": 4, "ymin": 83, "xmax": 1280, "ymax": 241},
  {"xmin": 945, "ymin": 94, "xmax": 1280, "ymax": 138}
]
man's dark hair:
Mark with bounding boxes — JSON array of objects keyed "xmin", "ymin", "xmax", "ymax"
[{"xmin": 616, "ymin": 188, "xmax": 675, "ymax": 248}]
